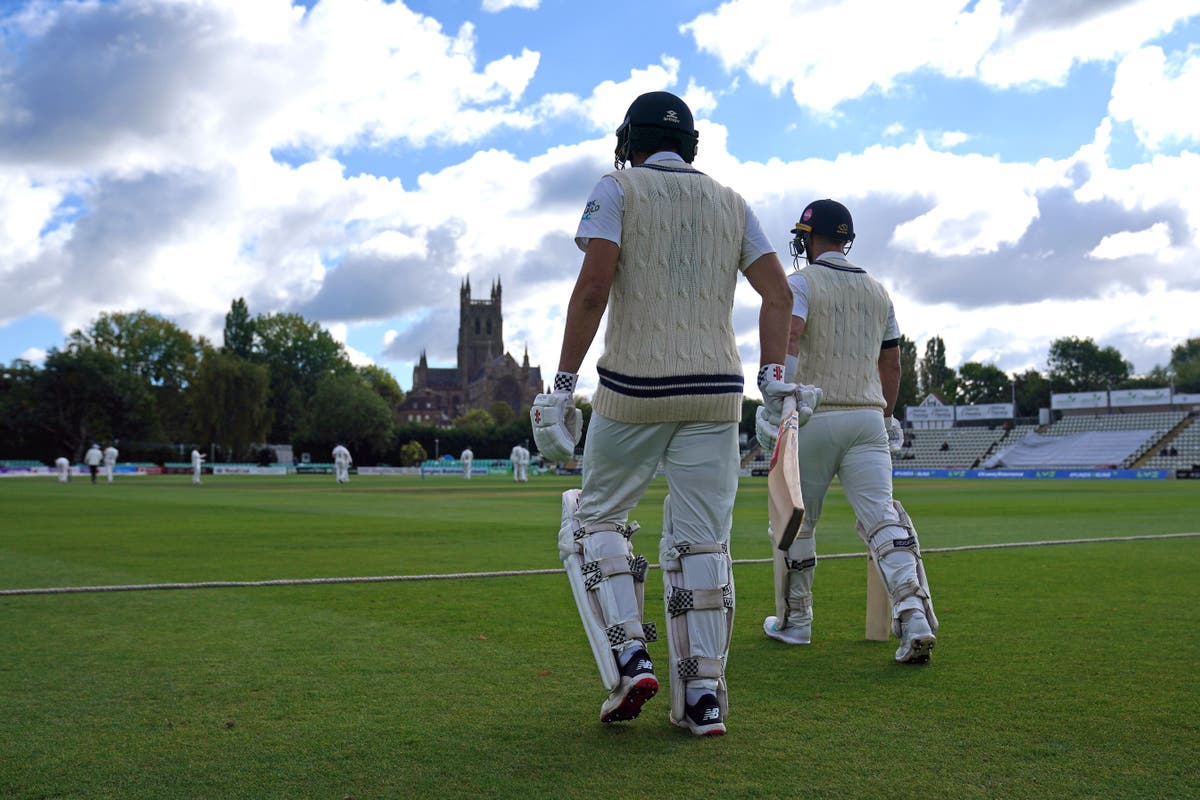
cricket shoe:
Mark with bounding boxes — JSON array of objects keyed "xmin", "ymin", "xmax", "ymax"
[
  {"xmin": 672, "ymin": 693, "xmax": 726, "ymax": 737},
  {"xmin": 894, "ymin": 610, "xmax": 936, "ymax": 664},
  {"xmin": 599, "ymin": 648, "xmax": 658, "ymax": 723},
  {"xmin": 763, "ymin": 615, "xmax": 810, "ymax": 645}
]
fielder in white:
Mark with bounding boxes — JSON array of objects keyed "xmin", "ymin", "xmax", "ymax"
[
  {"xmin": 84, "ymin": 443, "xmax": 103, "ymax": 484},
  {"xmin": 517, "ymin": 445, "xmax": 530, "ymax": 482},
  {"xmin": 191, "ymin": 448, "xmax": 205, "ymax": 485},
  {"xmin": 532, "ymin": 91, "xmax": 794, "ymax": 736},
  {"xmin": 510, "ymin": 444, "xmax": 523, "ymax": 482},
  {"xmin": 756, "ymin": 199, "xmax": 938, "ymax": 664},
  {"xmin": 460, "ymin": 447, "xmax": 473, "ymax": 480},
  {"xmin": 332, "ymin": 443, "xmax": 352, "ymax": 484},
  {"xmin": 103, "ymin": 443, "xmax": 119, "ymax": 483},
  {"xmin": 55, "ymin": 456, "xmax": 70, "ymax": 483}
]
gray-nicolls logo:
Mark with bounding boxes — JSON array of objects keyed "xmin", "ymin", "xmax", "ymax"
[{"xmin": 664, "ymin": 110, "xmax": 680, "ymax": 124}]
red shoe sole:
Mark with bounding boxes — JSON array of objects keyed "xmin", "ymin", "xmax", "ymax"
[{"xmin": 600, "ymin": 677, "xmax": 659, "ymax": 723}]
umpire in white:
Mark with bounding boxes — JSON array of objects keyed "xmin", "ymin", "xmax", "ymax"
[
  {"xmin": 532, "ymin": 91, "xmax": 793, "ymax": 735},
  {"xmin": 759, "ymin": 199, "xmax": 938, "ymax": 664}
]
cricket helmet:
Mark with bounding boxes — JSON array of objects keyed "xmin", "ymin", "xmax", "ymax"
[
  {"xmin": 614, "ymin": 91, "xmax": 698, "ymax": 168},
  {"xmin": 790, "ymin": 198, "xmax": 855, "ymax": 262}
]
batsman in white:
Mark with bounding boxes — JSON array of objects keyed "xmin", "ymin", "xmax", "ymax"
[
  {"xmin": 756, "ymin": 199, "xmax": 939, "ymax": 664},
  {"xmin": 103, "ymin": 443, "xmax": 119, "ymax": 483},
  {"xmin": 460, "ymin": 446, "xmax": 473, "ymax": 480},
  {"xmin": 55, "ymin": 456, "xmax": 70, "ymax": 483},
  {"xmin": 191, "ymin": 448, "xmax": 205, "ymax": 485},
  {"xmin": 332, "ymin": 443, "xmax": 352, "ymax": 484},
  {"xmin": 84, "ymin": 443, "xmax": 103, "ymax": 484},
  {"xmin": 531, "ymin": 91, "xmax": 793, "ymax": 736}
]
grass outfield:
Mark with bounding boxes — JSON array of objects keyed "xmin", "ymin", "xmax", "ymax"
[{"xmin": 1, "ymin": 474, "xmax": 1197, "ymax": 799}]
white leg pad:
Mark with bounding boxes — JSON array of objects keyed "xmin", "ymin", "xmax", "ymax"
[
  {"xmin": 659, "ymin": 495, "xmax": 734, "ymax": 723},
  {"xmin": 856, "ymin": 500, "xmax": 938, "ymax": 638},
  {"xmin": 558, "ymin": 489, "xmax": 656, "ymax": 692},
  {"xmin": 771, "ymin": 522, "xmax": 816, "ymax": 629}
]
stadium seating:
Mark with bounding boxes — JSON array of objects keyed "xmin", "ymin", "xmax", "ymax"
[{"xmin": 1140, "ymin": 416, "xmax": 1200, "ymax": 470}]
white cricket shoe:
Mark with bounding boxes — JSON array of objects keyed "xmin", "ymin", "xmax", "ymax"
[
  {"xmin": 894, "ymin": 610, "xmax": 936, "ymax": 664},
  {"xmin": 763, "ymin": 615, "xmax": 810, "ymax": 645}
]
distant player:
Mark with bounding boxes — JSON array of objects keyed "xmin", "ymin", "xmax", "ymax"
[
  {"xmin": 517, "ymin": 445, "xmax": 530, "ymax": 482},
  {"xmin": 103, "ymin": 443, "xmax": 119, "ymax": 483},
  {"xmin": 460, "ymin": 447, "xmax": 473, "ymax": 480},
  {"xmin": 55, "ymin": 456, "xmax": 70, "ymax": 483},
  {"xmin": 84, "ymin": 444, "xmax": 103, "ymax": 484},
  {"xmin": 758, "ymin": 199, "xmax": 938, "ymax": 664},
  {"xmin": 510, "ymin": 444, "xmax": 529, "ymax": 482},
  {"xmin": 332, "ymin": 443, "xmax": 352, "ymax": 484},
  {"xmin": 191, "ymin": 448, "xmax": 206, "ymax": 485}
]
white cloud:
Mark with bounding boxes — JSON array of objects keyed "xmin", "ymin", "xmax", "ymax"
[
  {"xmin": 1088, "ymin": 222, "xmax": 1172, "ymax": 260},
  {"xmin": 683, "ymin": 0, "xmax": 1198, "ymax": 112},
  {"xmin": 19, "ymin": 346, "xmax": 46, "ymax": 363},
  {"xmin": 482, "ymin": 0, "xmax": 540, "ymax": 11},
  {"xmin": 939, "ymin": 131, "xmax": 969, "ymax": 148},
  {"xmin": 1109, "ymin": 46, "xmax": 1200, "ymax": 150}
]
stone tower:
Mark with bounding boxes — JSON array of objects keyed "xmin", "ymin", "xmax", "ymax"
[{"xmin": 457, "ymin": 276, "xmax": 504, "ymax": 384}]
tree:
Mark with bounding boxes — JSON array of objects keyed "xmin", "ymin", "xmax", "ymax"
[
  {"xmin": 223, "ymin": 298, "xmax": 255, "ymax": 358},
  {"xmin": 34, "ymin": 344, "xmax": 154, "ymax": 459},
  {"xmin": 918, "ymin": 336, "xmax": 957, "ymax": 402},
  {"xmin": 190, "ymin": 349, "xmax": 273, "ymax": 461},
  {"xmin": 295, "ymin": 373, "xmax": 396, "ymax": 462},
  {"xmin": 398, "ymin": 440, "xmax": 427, "ymax": 466},
  {"xmin": 358, "ymin": 364, "xmax": 405, "ymax": 410},
  {"xmin": 453, "ymin": 408, "xmax": 496, "ymax": 438},
  {"xmin": 1047, "ymin": 336, "xmax": 1131, "ymax": 393},
  {"xmin": 957, "ymin": 362, "xmax": 1010, "ymax": 405},
  {"xmin": 0, "ymin": 360, "xmax": 44, "ymax": 459},
  {"xmin": 1170, "ymin": 337, "xmax": 1200, "ymax": 392},
  {"xmin": 1013, "ymin": 368, "xmax": 1050, "ymax": 418},
  {"xmin": 488, "ymin": 400, "xmax": 515, "ymax": 426},
  {"xmin": 897, "ymin": 335, "xmax": 919, "ymax": 415},
  {"xmin": 70, "ymin": 310, "xmax": 202, "ymax": 388},
  {"xmin": 253, "ymin": 313, "xmax": 353, "ymax": 441}
]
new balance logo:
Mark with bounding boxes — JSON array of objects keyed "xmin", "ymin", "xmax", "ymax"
[
  {"xmin": 636, "ymin": 659, "xmax": 653, "ymax": 671},
  {"xmin": 702, "ymin": 707, "xmax": 721, "ymax": 721}
]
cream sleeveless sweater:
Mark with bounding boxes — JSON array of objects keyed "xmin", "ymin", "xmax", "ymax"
[
  {"xmin": 592, "ymin": 162, "xmax": 747, "ymax": 423},
  {"xmin": 795, "ymin": 259, "xmax": 890, "ymax": 410}
]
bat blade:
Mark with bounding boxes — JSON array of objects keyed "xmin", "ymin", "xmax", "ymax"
[{"xmin": 767, "ymin": 398, "xmax": 804, "ymax": 551}]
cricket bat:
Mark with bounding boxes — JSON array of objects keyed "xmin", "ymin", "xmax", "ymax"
[
  {"xmin": 865, "ymin": 553, "xmax": 892, "ymax": 641},
  {"xmin": 767, "ymin": 396, "xmax": 804, "ymax": 551}
]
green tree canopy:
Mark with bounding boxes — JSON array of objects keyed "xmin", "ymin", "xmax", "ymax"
[
  {"xmin": 957, "ymin": 361, "xmax": 1011, "ymax": 405},
  {"xmin": 253, "ymin": 313, "xmax": 352, "ymax": 440},
  {"xmin": 1013, "ymin": 368, "xmax": 1050, "ymax": 417},
  {"xmin": 223, "ymin": 298, "xmax": 255, "ymax": 358},
  {"xmin": 358, "ymin": 364, "xmax": 405, "ymax": 409},
  {"xmin": 295, "ymin": 373, "xmax": 396, "ymax": 462},
  {"xmin": 69, "ymin": 310, "xmax": 202, "ymax": 388},
  {"xmin": 1047, "ymin": 336, "xmax": 1131, "ymax": 392},
  {"xmin": 190, "ymin": 348, "xmax": 273, "ymax": 461},
  {"xmin": 897, "ymin": 335, "xmax": 919, "ymax": 415},
  {"xmin": 1169, "ymin": 337, "xmax": 1200, "ymax": 392},
  {"xmin": 918, "ymin": 336, "xmax": 957, "ymax": 402}
]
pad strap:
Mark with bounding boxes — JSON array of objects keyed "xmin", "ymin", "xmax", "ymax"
[
  {"xmin": 663, "ymin": 541, "xmax": 728, "ymax": 561},
  {"xmin": 666, "ymin": 584, "xmax": 734, "ymax": 618},
  {"xmin": 574, "ymin": 520, "xmax": 641, "ymax": 545},
  {"xmin": 785, "ymin": 556, "xmax": 815, "ymax": 571},
  {"xmin": 582, "ymin": 554, "xmax": 649, "ymax": 588},
  {"xmin": 605, "ymin": 621, "xmax": 658, "ymax": 648},
  {"xmin": 678, "ymin": 656, "xmax": 724, "ymax": 681}
]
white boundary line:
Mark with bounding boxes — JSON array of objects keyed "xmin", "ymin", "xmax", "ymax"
[{"xmin": 2, "ymin": 532, "xmax": 1197, "ymax": 597}]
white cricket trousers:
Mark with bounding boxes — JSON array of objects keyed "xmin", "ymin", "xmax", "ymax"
[
  {"xmin": 785, "ymin": 408, "xmax": 922, "ymax": 618},
  {"xmin": 577, "ymin": 413, "xmax": 738, "ymax": 690}
]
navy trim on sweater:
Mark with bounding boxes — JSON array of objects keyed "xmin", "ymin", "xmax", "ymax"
[{"xmin": 597, "ymin": 366, "xmax": 744, "ymax": 398}]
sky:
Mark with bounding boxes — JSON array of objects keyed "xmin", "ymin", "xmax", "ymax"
[{"xmin": 1, "ymin": 0, "xmax": 1198, "ymax": 398}]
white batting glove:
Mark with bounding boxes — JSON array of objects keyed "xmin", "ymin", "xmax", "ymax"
[
  {"xmin": 754, "ymin": 406, "xmax": 778, "ymax": 454},
  {"xmin": 794, "ymin": 383, "xmax": 822, "ymax": 427},
  {"xmin": 531, "ymin": 372, "xmax": 582, "ymax": 462},
  {"xmin": 885, "ymin": 415, "xmax": 903, "ymax": 455},
  {"xmin": 757, "ymin": 363, "xmax": 797, "ymax": 427}
]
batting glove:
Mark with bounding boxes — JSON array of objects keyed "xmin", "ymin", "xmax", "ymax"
[
  {"xmin": 885, "ymin": 415, "xmax": 903, "ymax": 455},
  {"xmin": 754, "ymin": 405, "xmax": 778, "ymax": 454},
  {"xmin": 794, "ymin": 383, "xmax": 823, "ymax": 427},
  {"xmin": 531, "ymin": 372, "xmax": 582, "ymax": 462},
  {"xmin": 757, "ymin": 363, "xmax": 797, "ymax": 427}
]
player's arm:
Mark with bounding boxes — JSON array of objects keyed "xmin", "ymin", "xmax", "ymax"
[
  {"xmin": 557, "ymin": 238, "xmax": 619, "ymax": 373},
  {"xmin": 879, "ymin": 342, "xmax": 901, "ymax": 418},
  {"xmin": 743, "ymin": 252, "xmax": 791, "ymax": 366}
]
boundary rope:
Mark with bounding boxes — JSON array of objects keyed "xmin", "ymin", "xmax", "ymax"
[{"xmin": 2, "ymin": 531, "xmax": 1196, "ymax": 597}]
